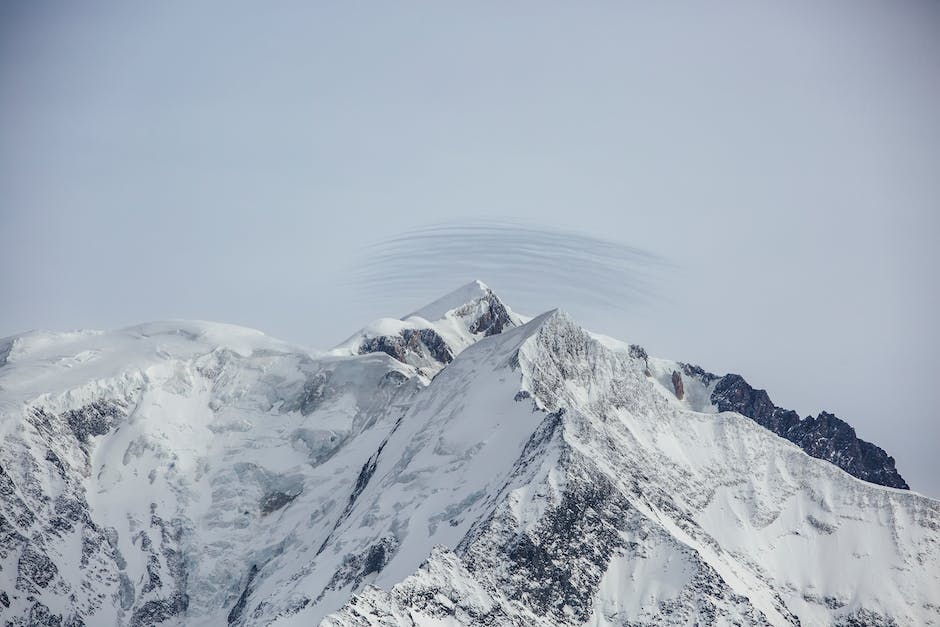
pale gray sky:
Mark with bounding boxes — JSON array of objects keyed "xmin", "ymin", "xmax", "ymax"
[{"xmin": 2, "ymin": 1, "xmax": 938, "ymax": 496}]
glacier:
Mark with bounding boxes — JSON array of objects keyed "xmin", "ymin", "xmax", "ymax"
[{"xmin": 0, "ymin": 282, "xmax": 937, "ymax": 626}]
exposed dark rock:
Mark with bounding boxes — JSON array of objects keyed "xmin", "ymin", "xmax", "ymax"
[
  {"xmin": 113, "ymin": 507, "xmax": 190, "ymax": 625},
  {"xmin": 0, "ymin": 590, "xmax": 9, "ymax": 607},
  {"xmin": 680, "ymin": 362, "xmax": 719, "ymax": 384},
  {"xmin": 362, "ymin": 541, "xmax": 391, "ymax": 577},
  {"xmin": 711, "ymin": 374, "xmax": 908, "ymax": 489},
  {"xmin": 27, "ymin": 601, "xmax": 63, "ymax": 627},
  {"xmin": 63, "ymin": 400, "xmax": 127, "ymax": 443},
  {"xmin": 358, "ymin": 328, "xmax": 453, "ymax": 367},
  {"xmin": 465, "ymin": 292, "xmax": 513, "ymax": 337},
  {"xmin": 788, "ymin": 412, "xmax": 908, "ymax": 489},
  {"xmin": 496, "ymin": 473, "xmax": 627, "ymax": 623},
  {"xmin": 260, "ymin": 490, "xmax": 300, "ymax": 515},
  {"xmin": 18, "ymin": 605, "xmax": 87, "ymax": 627},
  {"xmin": 50, "ymin": 496, "xmax": 90, "ymax": 536},
  {"xmin": 356, "ymin": 289, "xmax": 512, "ymax": 369},
  {"xmin": 228, "ymin": 564, "xmax": 259, "ymax": 625},
  {"xmin": 129, "ymin": 504, "xmax": 189, "ymax": 627},
  {"xmin": 358, "ymin": 335, "xmax": 408, "ymax": 362},
  {"xmin": 630, "ymin": 345, "xmax": 653, "ymax": 377},
  {"xmin": 0, "ymin": 513, "xmax": 28, "ymax": 563},
  {"xmin": 44, "ymin": 449, "xmax": 67, "ymax": 479},
  {"xmin": 403, "ymin": 329, "xmax": 453, "ymax": 365},
  {"xmin": 142, "ymin": 554, "xmax": 162, "ymax": 594},
  {"xmin": 320, "ymin": 537, "xmax": 399, "ymax": 599},
  {"xmin": 803, "ymin": 593, "xmax": 846, "ymax": 609},
  {"xmin": 129, "ymin": 594, "xmax": 189, "ymax": 627},
  {"xmin": 712, "ymin": 375, "xmax": 777, "ymax": 427},
  {"xmin": 0, "ymin": 464, "xmax": 16, "ymax": 500},
  {"xmin": 628, "ymin": 344, "xmax": 648, "ymax": 362},
  {"xmin": 806, "ymin": 515, "xmax": 836, "ymax": 535},
  {"xmin": 348, "ymin": 443, "xmax": 385, "ymax": 511},
  {"xmin": 17, "ymin": 543, "xmax": 58, "ymax": 589},
  {"xmin": 672, "ymin": 370, "xmax": 685, "ymax": 400},
  {"xmin": 454, "ymin": 434, "xmax": 780, "ymax": 627},
  {"xmin": 837, "ymin": 608, "xmax": 899, "ymax": 626},
  {"xmin": 317, "ymin": 434, "xmax": 395, "ymax": 557}
]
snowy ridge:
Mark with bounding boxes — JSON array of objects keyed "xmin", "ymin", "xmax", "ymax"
[
  {"xmin": 0, "ymin": 321, "xmax": 420, "ymax": 625},
  {"xmin": 0, "ymin": 285, "xmax": 936, "ymax": 626},
  {"xmin": 331, "ymin": 281, "xmax": 524, "ymax": 379},
  {"xmin": 325, "ymin": 311, "xmax": 939, "ymax": 626}
]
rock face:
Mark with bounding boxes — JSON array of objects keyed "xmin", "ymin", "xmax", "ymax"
[
  {"xmin": 463, "ymin": 289, "xmax": 514, "ymax": 337},
  {"xmin": 710, "ymin": 374, "xmax": 909, "ymax": 489},
  {"xmin": 0, "ymin": 400, "xmax": 133, "ymax": 627},
  {"xmin": 322, "ymin": 312, "xmax": 938, "ymax": 627},
  {"xmin": 0, "ymin": 285, "xmax": 934, "ymax": 626},
  {"xmin": 338, "ymin": 280, "xmax": 523, "ymax": 378},
  {"xmin": 671, "ymin": 370, "xmax": 684, "ymax": 400},
  {"xmin": 358, "ymin": 328, "xmax": 454, "ymax": 368}
]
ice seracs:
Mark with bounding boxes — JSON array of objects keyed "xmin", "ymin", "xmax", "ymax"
[{"xmin": 0, "ymin": 282, "xmax": 935, "ymax": 626}]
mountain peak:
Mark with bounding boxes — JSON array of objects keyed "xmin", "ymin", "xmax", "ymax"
[
  {"xmin": 334, "ymin": 281, "xmax": 523, "ymax": 377},
  {"xmin": 403, "ymin": 279, "xmax": 496, "ymax": 322},
  {"xmin": 1, "ymin": 287, "xmax": 936, "ymax": 626}
]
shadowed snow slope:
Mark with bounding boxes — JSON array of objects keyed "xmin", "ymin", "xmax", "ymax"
[{"xmin": 0, "ymin": 286, "xmax": 936, "ymax": 626}]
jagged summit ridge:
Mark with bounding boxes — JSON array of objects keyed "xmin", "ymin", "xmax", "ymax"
[
  {"xmin": 332, "ymin": 280, "xmax": 523, "ymax": 378},
  {"xmin": 635, "ymin": 354, "xmax": 910, "ymax": 491},
  {"xmin": 0, "ymin": 282, "xmax": 934, "ymax": 626},
  {"xmin": 708, "ymin": 372, "xmax": 908, "ymax": 489},
  {"xmin": 324, "ymin": 306, "xmax": 938, "ymax": 626},
  {"xmin": 403, "ymin": 280, "xmax": 495, "ymax": 322}
]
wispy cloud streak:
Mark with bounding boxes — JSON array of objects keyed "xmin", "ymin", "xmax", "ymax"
[{"xmin": 349, "ymin": 221, "xmax": 671, "ymax": 314}]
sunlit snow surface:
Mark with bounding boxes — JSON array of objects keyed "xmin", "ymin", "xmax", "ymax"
[{"xmin": 0, "ymin": 286, "xmax": 937, "ymax": 626}]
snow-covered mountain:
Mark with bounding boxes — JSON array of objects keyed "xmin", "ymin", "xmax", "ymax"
[{"xmin": 0, "ymin": 282, "xmax": 936, "ymax": 626}]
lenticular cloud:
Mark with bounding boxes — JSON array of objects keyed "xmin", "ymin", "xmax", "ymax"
[{"xmin": 349, "ymin": 221, "xmax": 670, "ymax": 313}]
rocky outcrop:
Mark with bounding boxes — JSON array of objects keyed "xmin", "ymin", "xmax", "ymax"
[
  {"xmin": 358, "ymin": 328, "xmax": 454, "ymax": 369},
  {"xmin": 672, "ymin": 370, "xmax": 684, "ymax": 400},
  {"xmin": 0, "ymin": 401, "xmax": 135, "ymax": 626},
  {"xmin": 320, "ymin": 537, "xmax": 399, "ymax": 600},
  {"xmin": 679, "ymin": 362, "xmax": 719, "ymax": 385},
  {"xmin": 711, "ymin": 374, "xmax": 908, "ymax": 489},
  {"xmin": 462, "ymin": 291, "xmax": 514, "ymax": 337},
  {"xmin": 347, "ymin": 282, "xmax": 521, "ymax": 383},
  {"xmin": 227, "ymin": 564, "xmax": 258, "ymax": 625},
  {"xmin": 1, "ymin": 287, "xmax": 932, "ymax": 626},
  {"xmin": 63, "ymin": 399, "xmax": 127, "ymax": 443}
]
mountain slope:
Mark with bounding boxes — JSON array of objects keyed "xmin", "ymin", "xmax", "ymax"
[
  {"xmin": 331, "ymin": 281, "xmax": 525, "ymax": 379},
  {"xmin": 322, "ymin": 311, "xmax": 937, "ymax": 626},
  {"xmin": 0, "ymin": 321, "xmax": 419, "ymax": 625},
  {"xmin": 0, "ymin": 285, "xmax": 935, "ymax": 626}
]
